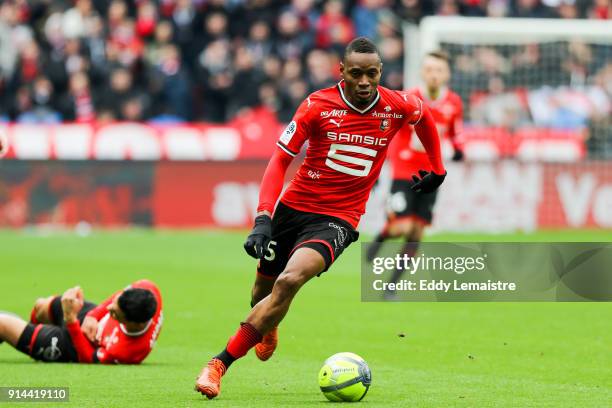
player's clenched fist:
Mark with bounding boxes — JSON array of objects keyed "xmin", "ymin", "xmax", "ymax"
[
  {"xmin": 410, "ymin": 170, "xmax": 447, "ymax": 194},
  {"xmin": 81, "ymin": 316, "xmax": 99, "ymax": 342},
  {"xmin": 243, "ymin": 214, "xmax": 272, "ymax": 259},
  {"xmin": 61, "ymin": 286, "xmax": 84, "ymax": 323}
]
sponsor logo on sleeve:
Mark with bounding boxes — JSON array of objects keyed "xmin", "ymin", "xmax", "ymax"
[{"xmin": 279, "ymin": 121, "xmax": 297, "ymax": 144}]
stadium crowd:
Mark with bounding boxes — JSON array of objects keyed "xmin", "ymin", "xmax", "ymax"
[{"xmin": 0, "ymin": 0, "xmax": 610, "ymax": 125}]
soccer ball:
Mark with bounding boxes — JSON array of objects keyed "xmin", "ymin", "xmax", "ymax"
[{"xmin": 318, "ymin": 352, "xmax": 371, "ymax": 402}]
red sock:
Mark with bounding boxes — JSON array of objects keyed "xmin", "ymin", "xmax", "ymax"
[
  {"xmin": 29, "ymin": 307, "xmax": 38, "ymax": 324},
  {"xmin": 226, "ymin": 323, "xmax": 263, "ymax": 359}
]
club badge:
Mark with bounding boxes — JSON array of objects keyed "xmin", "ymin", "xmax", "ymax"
[{"xmin": 380, "ymin": 119, "xmax": 390, "ymax": 131}]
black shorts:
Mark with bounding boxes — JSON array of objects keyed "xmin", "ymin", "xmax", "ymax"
[
  {"xmin": 257, "ymin": 202, "xmax": 359, "ymax": 279},
  {"xmin": 386, "ymin": 179, "xmax": 438, "ymax": 224},
  {"xmin": 16, "ymin": 297, "xmax": 97, "ymax": 363}
]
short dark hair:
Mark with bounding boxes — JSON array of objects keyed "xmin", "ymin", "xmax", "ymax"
[
  {"xmin": 344, "ymin": 37, "xmax": 380, "ymax": 62},
  {"xmin": 425, "ymin": 50, "xmax": 450, "ymax": 64},
  {"xmin": 118, "ymin": 288, "xmax": 157, "ymax": 323}
]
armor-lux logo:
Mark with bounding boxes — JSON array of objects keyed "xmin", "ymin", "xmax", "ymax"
[{"xmin": 320, "ymin": 110, "xmax": 348, "ymax": 118}]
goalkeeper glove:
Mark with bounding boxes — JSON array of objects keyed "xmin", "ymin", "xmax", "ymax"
[
  {"xmin": 410, "ymin": 170, "xmax": 447, "ymax": 194},
  {"xmin": 244, "ymin": 214, "xmax": 272, "ymax": 259}
]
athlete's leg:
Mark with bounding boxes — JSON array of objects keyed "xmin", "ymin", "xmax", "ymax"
[
  {"xmin": 0, "ymin": 313, "xmax": 28, "ymax": 347},
  {"xmin": 251, "ymin": 273, "xmax": 276, "ymax": 307},
  {"xmin": 368, "ymin": 180, "xmax": 413, "ymax": 262},
  {"xmin": 251, "ymin": 273, "xmax": 278, "ymax": 361},
  {"xmin": 196, "ymin": 248, "xmax": 325, "ymax": 399},
  {"xmin": 250, "ymin": 273, "xmax": 278, "ymax": 361},
  {"xmin": 366, "ymin": 226, "xmax": 391, "ymax": 262},
  {"xmin": 384, "ymin": 219, "xmax": 426, "ymax": 299},
  {"xmin": 246, "ymin": 248, "xmax": 324, "ymax": 332},
  {"xmin": 30, "ymin": 296, "xmax": 56, "ymax": 324}
]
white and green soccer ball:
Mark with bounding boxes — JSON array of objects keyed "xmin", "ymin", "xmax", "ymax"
[{"xmin": 318, "ymin": 352, "xmax": 372, "ymax": 402}]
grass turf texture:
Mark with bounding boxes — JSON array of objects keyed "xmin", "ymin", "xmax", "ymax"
[{"xmin": 0, "ymin": 229, "xmax": 610, "ymax": 407}]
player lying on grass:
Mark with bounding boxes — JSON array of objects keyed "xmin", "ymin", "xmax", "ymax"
[
  {"xmin": 0, "ymin": 280, "xmax": 162, "ymax": 364},
  {"xmin": 195, "ymin": 37, "xmax": 446, "ymax": 399},
  {"xmin": 367, "ymin": 50, "xmax": 464, "ymax": 299}
]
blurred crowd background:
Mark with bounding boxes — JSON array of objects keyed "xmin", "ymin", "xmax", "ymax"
[{"xmin": 0, "ymin": 0, "xmax": 610, "ymax": 127}]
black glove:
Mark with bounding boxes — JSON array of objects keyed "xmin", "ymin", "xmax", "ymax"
[
  {"xmin": 410, "ymin": 170, "xmax": 447, "ymax": 194},
  {"xmin": 452, "ymin": 149, "xmax": 464, "ymax": 162},
  {"xmin": 244, "ymin": 214, "xmax": 272, "ymax": 259}
]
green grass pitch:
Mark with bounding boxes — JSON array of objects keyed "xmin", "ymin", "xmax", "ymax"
[{"xmin": 0, "ymin": 229, "xmax": 611, "ymax": 407}]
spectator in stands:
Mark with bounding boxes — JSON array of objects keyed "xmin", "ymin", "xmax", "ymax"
[
  {"xmin": 197, "ymin": 39, "xmax": 233, "ymax": 122},
  {"xmin": 487, "ymin": 0, "xmax": 510, "ymax": 17},
  {"xmin": 378, "ymin": 35, "xmax": 404, "ymax": 89},
  {"xmin": 275, "ymin": 10, "xmax": 313, "ymax": 61},
  {"xmin": 58, "ymin": 71, "xmax": 95, "ymax": 123},
  {"xmin": 229, "ymin": 47, "xmax": 263, "ymax": 117},
  {"xmin": 305, "ymin": 49, "xmax": 336, "ymax": 92},
  {"xmin": 261, "ymin": 56, "xmax": 283, "ymax": 83},
  {"xmin": 135, "ymin": 1, "xmax": 158, "ymax": 40},
  {"xmin": 96, "ymin": 68, "xmax": 139, "ymax": 119},
  {"xmin": 395, "ymin": 0, "xmax": 436, "ymax": 23},
  {"xmin": 246, "ymin": 20, "xmax": 274, "ymax": 68},
  {"xmin": 287, "ymin": 0, "xmax": 320, "ymax": 32},
  {"xmin": 0, "ymin": 0, "xmax": 608, "ymax": 130},
  {"xmin": 0, "ymin": 3, "xmax": 20, "ymax": 84},
  {"xmin": 84, "ymin": 16, "xmax": 108, "ymax": 78},
  {"xmin": 588, "ymin": 0, "xmax": 611, "ymax": 19},
  {"xmin": 62, "ymin": 0, "xmax": 97, "ymax": 40},
  {"xmin": 278, "ymin": 79, "xmax": 309, "ymax": 122},
  {"xmin": 460, "ymin": 0, "xmax": 489, "ymax": 16},
  {"xmin": 352, "ymin": 0, "xmax": 388, "ymax": 39},
  {"xmin": 149, "ymin": 44, "xmax": 192, "ymax": 121},
  {"xmin": 438, "ymin": 0, "xmax": 461, "ymax": 15},
  {"xmin": 510, "ymin": 0, "xmax": 555, "ymax": 18},
  {"xmin": 315, "ymin": 0, "xmax": 355, "ymax": 51},
  {"xmin": 17, "ymin": 76, "xmax": 61, "ymax": 124}
]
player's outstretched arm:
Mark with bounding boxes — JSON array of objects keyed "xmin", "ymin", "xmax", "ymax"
[
  {"xmin": 244, "ymin": 148, "xmax": 294, "ymax": 259},
  {"xmin": 412, "ymin": 106, "xmax": 447, "ymax": 193}
]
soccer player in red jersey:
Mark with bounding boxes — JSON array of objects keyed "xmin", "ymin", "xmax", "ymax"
[
  {"xmin": 195, "ymin": 37, "xmax": 446, "ymax": 399},
  {"xmin": 0, "ymin": 280, "xmax": 163, "ymax": 364},
  {"xmin": 367, "ymin": 51, "xmax": 464, "ymax": 296}
]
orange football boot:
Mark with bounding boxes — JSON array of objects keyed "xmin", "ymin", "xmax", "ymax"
[
  {"xmin": 194, "ymin": 358, "xmax": 226, "ymax": 399},
  {"xmin": 255, "ymin": 327, "xmax": 278, "ymax": 361}
]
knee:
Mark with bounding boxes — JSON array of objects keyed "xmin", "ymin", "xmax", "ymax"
[
  {"xmin": 390, "ymin": 221, "xmax": 414, "ymax": 239},
  {"xmin": 33, "ymin": 298, "xmax": 46, "ymax": 315},
  {"xmin": 407, "ymin": 224, "xmax": 424, "ymax": 242},
  {"xmin": 273, "ymin": 270, "xmax": 305, "ymax": 296},
  {"xmin": 32, "ymin": 296, "xmax": 54, "ymax": 322}
]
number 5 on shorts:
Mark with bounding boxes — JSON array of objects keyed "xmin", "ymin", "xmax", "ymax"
[{"xmin": 264, "ymin": 240, "xmax": 277, "ymax": 261}]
